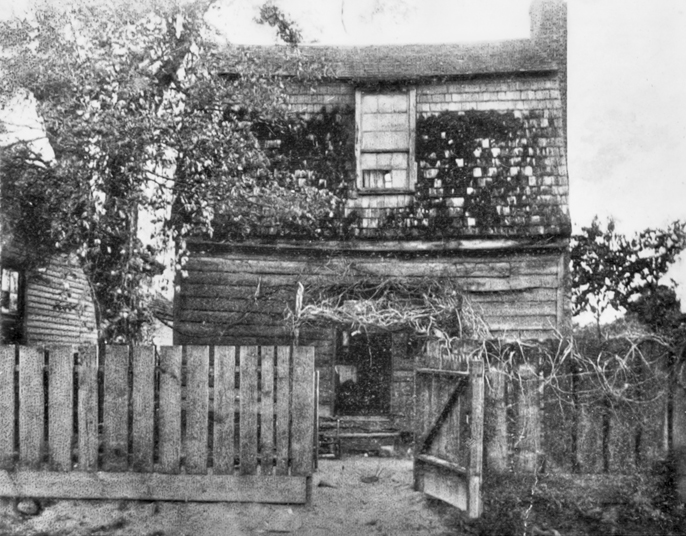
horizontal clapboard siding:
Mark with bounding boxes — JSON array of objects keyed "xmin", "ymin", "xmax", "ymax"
[
  {"xmin": 177, "ymin": 248, "xmax": 566, "ymax": 342},
  {"xmin": 24, "ymin": 255, "xmax": 97, "ymax": 345},
  {"xmin": 176, "ymin": 245, "xmax": 569, "ymax": 419}
]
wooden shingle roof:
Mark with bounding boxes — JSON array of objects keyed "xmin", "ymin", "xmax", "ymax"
[{"xmin": 224, "ymin": 39, "xmax": 556, "ymax": 81}]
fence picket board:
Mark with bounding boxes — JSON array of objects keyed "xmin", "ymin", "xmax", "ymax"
[
  {"xmin": 213, "ymin": 346, "xmax": 235, "ymax": 474},
  {"xmin": 275, "ymin": 346, "xmax": 291, "ymax": 475},
  {"xmin": 185, "ymin": 346, "xmax": 209, "ymax": 474},
  {"xmin": 240, "ymin": 346, "xmax": 259, "ymax": 475},
  {"xmin": 260, "ymin": 347, "xmax": 275, "ymax": 475},
  {"xmin": 0, "ymin": 346, "xmax": 15, "ymax": 467},
  {"xmin": 78, "ymin": 346, "xmax": 98, "ymax": 471},
  {"xmin": 291, "ymin": 346, "xmax": 314, "ymax": 476},
  {"xmin": 158, "ymin": 346, "xmax": 182, "ymax": 473},
  {"xmin": 132, "ymin": 346, "xmax": 155, "ymax": 472},
  {"xmin": 48, "ymin": 346, "xmax": 74, "ymax": 471},
  {"xmin": 19, "ymin": 346, "xmax": 44, "ymax": 467},
  {"xmin": 103, "ymin": 346, "xmax": 130, "ymax": 472},
  {"xmin": 468, "ymin": 360, "xmax": 485, "ymax": 519},
  {"xmin": 0, "ymin": 343, "xmax": 314, "ymax": 504}
]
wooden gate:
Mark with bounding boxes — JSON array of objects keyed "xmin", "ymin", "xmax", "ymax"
[
  {"xmin": 414, "ymin": 346, "xmax": 484, "ymax": 518},
  {"xmin": 0, "ymin": 345, "xmax": 315, "ymax": 504}
]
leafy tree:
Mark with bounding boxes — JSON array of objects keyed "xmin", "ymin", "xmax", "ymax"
[
  {"xmin": 571, "ymin": 217, "xmax": 686, "ymax": 336},
  {"xmin": 0, "ymin": 0, "xmax": 337, "ymax": 342}
]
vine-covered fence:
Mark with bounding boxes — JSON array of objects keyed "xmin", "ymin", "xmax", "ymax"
[
  {"xmin": 0, "ymin": 344, "xmax": 315, "ymax": 504},
  {"xmin": 483, "ymin": 338, "xmax": 669, "ymax": 475}
]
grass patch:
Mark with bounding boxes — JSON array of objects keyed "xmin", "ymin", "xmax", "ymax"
[{"xmin": 441, "ymin": 467, "xmax": 686, "ymax": 536}]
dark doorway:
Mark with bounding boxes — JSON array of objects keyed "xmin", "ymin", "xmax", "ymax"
[{"xmin": 335, "ymin": 331, "xmax": 392, "ymax": 416}]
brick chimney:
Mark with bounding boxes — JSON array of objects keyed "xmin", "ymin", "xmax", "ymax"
[{"xmin": 530, "ymin": 0, "xmax": 567, "ymax": 147}]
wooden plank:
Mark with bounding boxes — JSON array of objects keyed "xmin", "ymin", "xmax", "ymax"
[
  {"xmin": 485, "ymin": 315, "xmax": 558, "ymax": 332},
  {"xmin": 0, "ymin": 471, "xmax": 308, "ymax": 504},
  {"xmin": 102, "ymin": 345, "xmax": 129, "ymax": 472},
  {"xmin": 174, "ymin": 323, "xmax": 292, "ymax": 340},
  {"xmin": 179, "ymin": 297, "xmax": 289, "ymax": 315},
  {"xmin": 180, "ymin": 284, "xmax": 293, "ymax": 300},
  {"xmin": 468, "ymin": 360, "xmax": 485, "ymax": 519},
  {"xmin": 187, "ymin": 237, "xmax": 569, "ymax": 255},
  {"xmin": 184, "ymin": 258, "xmax": 325, "ymax": 276},
  {"xmin": 275, "ymin": 346, "xmax": 291, "ymax": 476},
  {"xmin": 185, "ymin": 346, "xmax": 209, "ymax": 474},
  {"xmin": 19, "ymin": 346, "xmax": 44, "ymax": 468},
  {"xmin": 183, "ymin": 257, "xmax": 515, "ymax": 279},
  {"xmin": 485, "ymin": 365, "xmax": 508, "ymax": 473},
  {"xmin": 416, "ymin": 454, "xmax": 467, "ymax": 475},
  {"xmin": 131, "ymin": 346, "xmax": 155, "ymax": 472},
  {"xmin": 158, "ymin": 346, "xmax": 182, "ymax": 474},
  {"xmin": 355, "ymin": 89, "xmax": 363, "ymax": 188},
  {"xmin": 239, "ymin": 346, "xmax": 259, "ymax": 475},
  {"xmin": 213, "ymin": 346, "xmax": 236, "ymax": 475},
  {"xmin": 291, "ymin": 346, "xmax": 314, "ymax": 476},
  {"xmin": 48, "ymin": 345, "xmax": 75, "ymax": 471},
  {"xmin": 186, "ymin": 272, "xmax": 299, "ymax": 288},
  {"xmin": 416, "ymin": 368, "xmax": 469, "ymax": 377},
  {"xmin": 77, "ymin": 346, "xmax": 99, "ymax": 472},
  {"xmin": 0, "ymin": 346, "xmax": 15, "ymax": 467},
  {"xmin": 260, "ymin": 347, "xmax": 275, "ymax": 475},
  {"xmin": 408, "ymin": 88, "xmax": 417, "ymax": 190},
  {"xmin": 476, "ymin": 301, "xmax": 557, "ymax": 317},
  {"xmin": 557, "ymin": 250, "xmax": 571, "ymax": 335},
  {"xmin": 470, "ymin": 288, "xmax": 557, "ymax": 303},
  {"xmin": 177, "ymin": 310, "xmax": 280, "ymax": 325},
  {"xmin": 417, "ymin": 461, "xmax": 468, "ymax": 511}
]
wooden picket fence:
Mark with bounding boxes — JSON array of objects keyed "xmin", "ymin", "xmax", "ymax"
[{"xmin": 0, "ymin": 345, "xmax": 315, "ymax": 504}]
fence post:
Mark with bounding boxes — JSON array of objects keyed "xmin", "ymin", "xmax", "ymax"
[
  {"xmin": 515, "ymin": 363, "xmax": 541, "ymax": 473},
  {"xmin": 674, "ymin": 364, "xmax": 686, "ymax": 502},
  {"xmin": 485, "ymin": 364, "xmax": 508, "ymax": 473},
  {"xmin": 468, "ymin": 359, "xmax": 484, "ymax": 519}
]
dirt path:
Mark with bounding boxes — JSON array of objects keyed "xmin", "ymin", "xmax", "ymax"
[{"xmin": 0, "ymin": 457, "xmax": 455, "ymax": 536}]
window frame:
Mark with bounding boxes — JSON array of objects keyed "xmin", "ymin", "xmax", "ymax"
[
  {"xmin": 355, "ymin": 87, "xmax": 417, "ymax": 194},
  {"xmin": 1, "ymin": 265, "xmax": 26, "ymax": 344}
]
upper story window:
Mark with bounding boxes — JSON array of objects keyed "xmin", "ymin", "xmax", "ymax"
[{"xmin": 356, "ymin": 89, "xmax": 416, "ymax": 193}]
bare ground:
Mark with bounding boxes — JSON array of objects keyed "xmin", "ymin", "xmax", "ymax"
[{"xmin": 0, "ymin": 457, "xmax": 455, "ymax": 536}]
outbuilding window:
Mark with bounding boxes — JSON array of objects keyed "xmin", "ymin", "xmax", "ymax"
[
  {"xmin": 1, "ymin": 266, "xmax": 24, "ymax": 343},
  {"xmin": 356, "ymin": 89, "xmax": 417, "ymax": 193}
]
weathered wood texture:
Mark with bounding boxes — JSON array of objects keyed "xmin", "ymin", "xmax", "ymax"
[
  {"xmin": 483, "ymin": 341, "xmax": 668, "ymax": 475},
  {"xmin": 413, "ymin": 346, "xmax": 484, "ymax": 518},
  {"xmin": 0, "ymin": 344, "xmax": 315, "ymax": 503},
  {"xmin": 23, "ymin": 254, "xmax": 97, "ymax": 345},
  {"xmin": 176, "ymin": 246, "xmax": 568, "ymax": 421}
]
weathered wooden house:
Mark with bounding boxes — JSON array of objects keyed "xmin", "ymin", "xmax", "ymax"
[
  {"xmin": 0, "ymin": 244, "xmax": 98, "ymax": 345},
  {"xmin": 175, "ymin": 1, "xmax": 569, "ymax": 433}
]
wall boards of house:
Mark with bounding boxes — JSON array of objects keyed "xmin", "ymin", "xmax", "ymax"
[{"xmin": 175, "ymin": 243, "xmax": 570, "ymax": 421}]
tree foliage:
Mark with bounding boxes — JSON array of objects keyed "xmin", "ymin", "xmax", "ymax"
[
  {"xmin": 571, "ymin": 217, "xmax": 686, "ymax": 335},
  {"xmin": 0, "ymin": 0, "xmax": 337, "ymax": 342}
]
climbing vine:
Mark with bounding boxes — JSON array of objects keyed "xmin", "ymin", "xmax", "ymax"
[{"xmin": 379, "ymin": 109, "xmax": 568, "ymax": 237}]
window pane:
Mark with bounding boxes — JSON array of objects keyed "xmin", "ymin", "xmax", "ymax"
[
  {"xmin": 1, "ymin": 268, "xmax": 20, "ymax": 313},
  {"xmin": 362, "ymin": 170, "xmax": 390, "ymax": 189}
]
